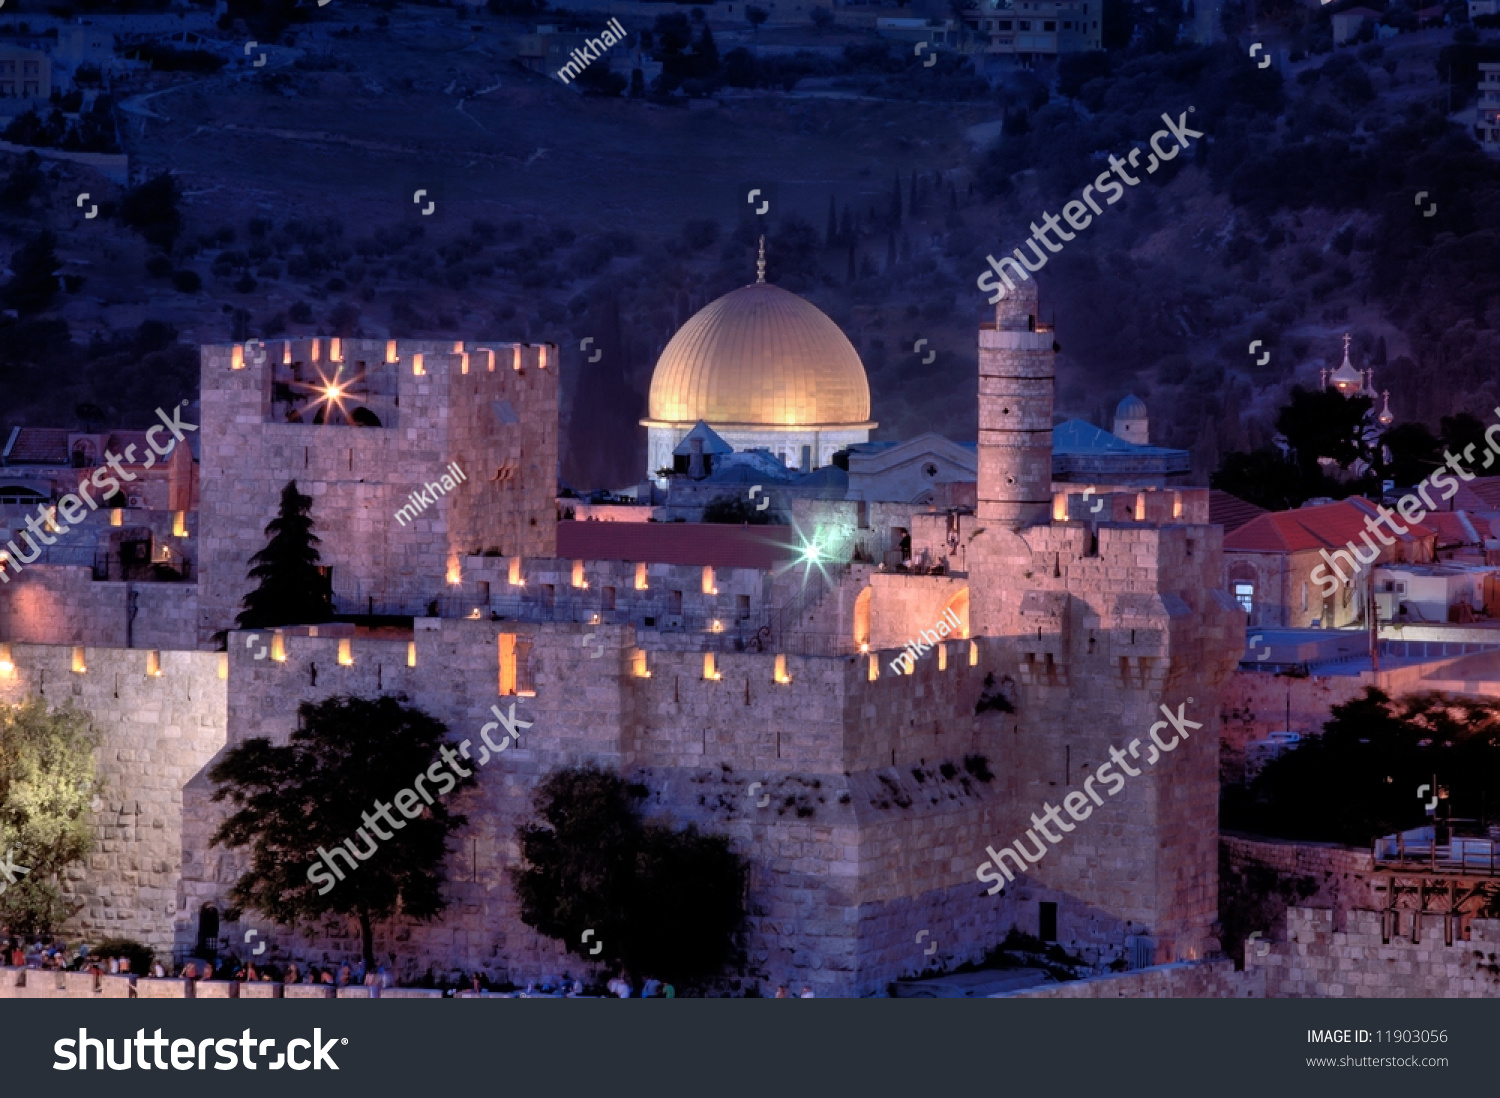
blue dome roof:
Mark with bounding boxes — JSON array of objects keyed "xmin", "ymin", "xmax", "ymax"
[{"xmin": 1116, "ymin": 394, "xmax": 1148, "ymax": 419}]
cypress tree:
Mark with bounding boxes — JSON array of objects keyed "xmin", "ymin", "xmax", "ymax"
[{"xmin": 236, "ymin": 480, "xmax": 333, "ymax": 630}]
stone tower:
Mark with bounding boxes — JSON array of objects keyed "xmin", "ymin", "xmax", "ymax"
[
  {"xmin": 1113, "ymin": 394, "xmax": 1149, "ymax": 445},
  {"xmin": 196, "ymin": 338, "xmax": 558, "ymax": 642},
  {"xmin": 977, "ymin": 279, "xmax": 1053, "ymax": 530},
  {"xmin": 964, "ymin": 282, "xmax": 1243, "ymax": 966}
]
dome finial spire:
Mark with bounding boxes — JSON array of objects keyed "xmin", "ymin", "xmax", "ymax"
[{"xmin": 756, "ymin": 235, "xmax": 766, "ymax": 284}]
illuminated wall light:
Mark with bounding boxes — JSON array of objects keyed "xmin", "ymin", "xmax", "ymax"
[
  {"xmin": 868, "ymin": 654, "xmax": 878, "ymax": 681},
  {"xmin": 448, "ymin": 558, "xmax": 463, "ymax": 586},
  {"xmin": 635, "ymin": 562, "xmax": 648, "ymax": 591},
  {"xmin": 407, "ymin": 641, "xmax": 417, "ymax": 668},
  {"xmin": 386, "ymin": 339, "xmax": 398, "ymax": 364},
  {"xmin": 218, "ymin": 653, "xmax": 228, "ymax": 680},
  {"xmin": 702, "ymin": 566, "xmax": 717, "ymax": 595},
  {"xmin": 71, "ymin": 647, "xmax": 86, "ymax": 674},
  {"xmin": 774, "ymin": 654, "xmax": 791, "ymax": 684},
  {"xmin": 1135, "ymin": 494, "xmax": 1146, "ymax": 522},
  {"xmin": 172, "ymin": 511, "xmax": 187, "ymax": 537},
  {"xmin": 509, "ymin": 558, "xmax": 524, "ymax": 586},
  {"xmin": 499, "ymin": 633, "xmax": 518, "ymax": 695},
  {"xmin": 330, "ymin": 337, "xmax": 342, "ymax": 361},
  {"xmin": 282, "ymin": 341, "xmax": 292, "ymax": 364},
  {"xmin": 453, "ymin": 341, "xmax": 464, "ymax": 354},
  {"xmin": 710, "ymin": 619, "xmax": 723, "ymax": 634},
  {"xmin": 231, "ymin": 345, "xmax": 245, "ymax": 370},
  {"xmin": 539, "ymin": 344, "xmax": 548, "ymax": 369},
  {"xmin": 938, "ymin": 643, "xmax": 947, "ymax": 671},
  {"xmin": 413, "ymin": 353, "xmax": 425, "ymax": 377},
  {"xmin": 0, "ymin": 642, "xmax": 13, "ymax": 674},
  {"xmin": 271, "ymin": 633, "xmax": 286, "ymax": 662},
  {"xmin": 1053, "ymin": 495, "xmax": 1067, "ymax": 522},
  {"xmin": 146, "ymin": 650, "xmax": 162, "ymax": 677},
  {"xmin": 45, "ymin": 508, "xmax": 60, "ymax": 533},
  {"xmin": 110, "ymin": 509, "xmax": 122, "ymax": 527},
  {"xmin": 703, "ymin": 652, "xmax": 720, "ymax": 681},
  {"xmin": 485, "ymin": 349, "xmax": 496, "ymax": 372},
  {"xmin": 969, "ymin": 640, "xmax": 978, "ymax": 666},
  {"xmin": 338, "ymin": 639, "xmax": 353, "ymax": 666},
  {"xmin": 1173, "ymin": 491, "xmax": 1183, "ymax": 519},
  {"xmin": 460, "ymin": 352, "xmax": 470, "ymax": 375},
  {"xmin": 512, "ymin": 346, "xmax": 522, "ymax": 372},
  {"xmin": 572, "ymin": 560, "xmax": 586, "ymax": 588},
  {"xmin": 632, "ymin": 649, "xmax": 650, "ymax": 679}
]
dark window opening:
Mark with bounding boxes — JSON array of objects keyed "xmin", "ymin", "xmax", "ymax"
[{"xmin": 1039, "ymin": 901, "xmax": 1057, "ymax": 942}]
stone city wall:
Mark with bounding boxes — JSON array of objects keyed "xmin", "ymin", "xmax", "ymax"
[
  {"xmin": 999, "ymin": 958, "xmax": 1263, "ymax": 998},
  {"xmin": 0, "ymin": 643, "xmax": 227, "ymax": 953},
  {"xmin": 0, "ymin": 566, "xmax": 199, "ymax": 649},
  {"xmin": 1249, "ymin": 907, "xmax": 1500, "ymax": 997}
]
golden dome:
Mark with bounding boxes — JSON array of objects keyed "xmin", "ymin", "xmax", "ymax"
[{"xmin": 643, "ymin": 282, "xmax": 874, "ymax": 429}]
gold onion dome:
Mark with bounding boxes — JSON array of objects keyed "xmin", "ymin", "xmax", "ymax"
[{"xmin": 644, "ymin": 279, "xmax": 874, "ymax": 431}]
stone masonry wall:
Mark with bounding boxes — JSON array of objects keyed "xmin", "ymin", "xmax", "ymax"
[
  {"xmin": 1000, "ymin": 958, "xmax": 1263, "ymax": 998},
  {"xmin": 1249, "ymin": 907, "xmax": 1500, "ymax": 996},
  {"xmin": 0, "ymin": 643, "xmax": 226, "ymax": 952},
  {"xmin": 0, "ymin": 566, "xmax": 198, "ymax": 649},
  {"xmin": 195, "ymin": 339, "xmax": 557, "ymax": 641}
]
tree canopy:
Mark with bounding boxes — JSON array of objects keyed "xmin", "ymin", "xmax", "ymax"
[
  {"xmin": 0, "ymin": 699, "xmax": 102, "ymax": 936},
  {"xmin": 209, "ymin": 695, "xmax": 476, "ymax": 968},
  {"xmin": 515, "ymin": 765, "xmax": 747, "ymax": 987},
  {"xmin": 236, "ymin": 480, "xmax": 333, "ymax": 631},
  {"xmin": 1224, "ymin": 688, "xmax": 1500, "ymax": 846}
]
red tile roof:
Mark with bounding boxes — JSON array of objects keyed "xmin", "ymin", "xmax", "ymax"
[
  {"xmin": 557, "ymin": 520, "xmax": 799, "ymax": 569},
  {"xmin": 1421, "ymin": 510, "xmax": 1480, "ymax": 547},
  {"xmin": 1209, "ymin": 489, "xmax": 1267, "ymax": 534},
  {"xmin": 2, "ymin": 428, "xmax": 167, "ymax": 468},
  {"xmin": 2, "ymin": 428, "xmax": 69, "ymax": 464},
  {"xmin": 1224, "ymin": 496, "xmax": 1436, "ymax": 554},
  {"xmin": 1454, "ymin": 476, "xmax": 1500, "ymax": 511}
]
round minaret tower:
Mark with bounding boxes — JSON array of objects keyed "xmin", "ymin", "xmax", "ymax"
[{"xmin": 977, "ymin": 279, "xmax": 1054, "ymax": 528}]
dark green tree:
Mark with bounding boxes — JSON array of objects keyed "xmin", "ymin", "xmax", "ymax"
[
  {"xmin": 1440, "ymin": 412, "xmax": 1487, "ymax": 462},
  {"xmin": 236, "ymin": 480, "xmax": 333, "ymax": 630},
  {"xmin": 1210, "ymin": 446, "xmax": 1308, "ymax": 512},
  {"xmin": 1224, "ymin": 688, "xmax": 1500, "ymax": 847},
  {"xmin": 209, "ymin": 695, "xmax": 477, "ymax": 968},
  {"xmin": 0, "ymin": 699, "xmax": 103, "ymax": 936},
  {"xmin": 1275, "ymin": 385, "xmax": 1374, "ymax": 482},
  {"xmin": 1379, "ymin": 421, "xmax": 1441, "ymax": 487},
  {"xmin": 2, "ymin": 231, "xmax": 61, "ymax": 316},
  {"xmin": 119, "ymin": 172, "xmax": 183, "ymax": 250},
  {"xmin": 516, "ymin": 765, "xmax": 747, "ymax": 986},
  {"xmin": 746, "ymin": 5, "xmax": 768, "ymax": 31}
]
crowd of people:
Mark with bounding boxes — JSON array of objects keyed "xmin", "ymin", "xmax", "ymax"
[{"xmin": 5, "ymin": 938, "xmax": 801, "ymax": 997}]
